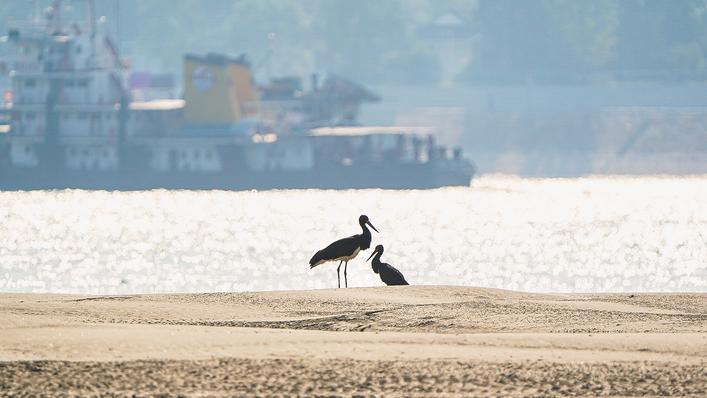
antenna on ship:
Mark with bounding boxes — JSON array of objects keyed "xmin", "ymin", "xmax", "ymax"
[
  {"xmin": 114, "ymin": 0, "xmax": 120, "ymax": 56},
  {"xmin": 47, "ymin": 0, "xmax": 63, "ymax": 33},
  {"xmin": 87, "ymin": 0, "xmax": 96, "ymax": 65}
]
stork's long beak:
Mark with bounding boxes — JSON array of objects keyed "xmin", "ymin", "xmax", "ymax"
[
  {"xmin": 366, "ymin": 250, "xmax": 377, "ymax": 261},
  {"xmin": 367, "ymin": 221, "xmax": 379, "ymax": 233}
]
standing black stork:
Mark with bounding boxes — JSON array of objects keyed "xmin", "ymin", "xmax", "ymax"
[
  {"xmin": 366, "ymin": 245, "xmax": 409, "ymax": 286},
  {"xmin": 309, "ymin": 215, "xmax": 379, "ymax": 288}
]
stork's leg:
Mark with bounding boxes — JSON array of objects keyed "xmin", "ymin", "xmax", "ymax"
[
  {"xmin": 344, "ymin": 261, "xmax": 348, "ymax": 288},
  {"xmin": 336, "ymin": 261, "xmax": 343, "ymax": 288}
]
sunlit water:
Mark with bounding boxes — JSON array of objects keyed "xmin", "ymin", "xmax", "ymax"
[{"xmin": 1, "ymin": 176, "xmax": 705, "ymax": 294}]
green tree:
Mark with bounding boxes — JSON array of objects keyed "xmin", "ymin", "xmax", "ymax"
[{"xmin": 614, "ymin": 0, "xmax": 707, "ymax": 80}]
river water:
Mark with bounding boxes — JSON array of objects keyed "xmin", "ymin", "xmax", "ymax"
[{"xmin": 1, "ymin": 175, "xmax": 705, "ymax": 294}]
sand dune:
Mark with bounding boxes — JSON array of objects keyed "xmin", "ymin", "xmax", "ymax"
[{"xmin": 1, "ymin": 286, "xmax": 705, "ymax": 396}]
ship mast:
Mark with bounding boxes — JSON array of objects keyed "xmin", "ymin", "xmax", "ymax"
[
  {"xmin": 88, "ymin": 0, "xmax": 96, "ymax": 65},
  {"xmin": 47, "ymin": 0, "xmax": 63, "ymax": 33}
]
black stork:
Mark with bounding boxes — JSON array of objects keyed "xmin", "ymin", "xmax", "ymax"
[
  {"xmin": 309, "ymin": 215, "xmax": 379, "ymax": 288},
  {"xmin": 366, "ymin": 244, "xmax": 409, "ymax": 286}
]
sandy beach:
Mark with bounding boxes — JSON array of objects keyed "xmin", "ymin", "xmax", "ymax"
[{"xmin": 1, "ymin": 286, "xmax": 705, "ymax": 396}]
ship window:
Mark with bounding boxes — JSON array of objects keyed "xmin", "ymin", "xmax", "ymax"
[
  {"xmin": 65, "ymin": 79, "xmax": 75, "ymax": 87},
  {"xmin": 26, "ymin": 112, "xmax": 36, "ymax": 121},
  {"xmin": 83, "ymin": 148, "xmax": 89, "ymax": 156},
  {"xmin": 24, "ymin": 79, "xmax": 36, "ymax": 88},
  {"xmin": 78, "ymin": 112, "xmax": 88, "ymax": 120},
  {"xmin": 63, "ymin": 113, "xmax": 72, "ymax": 120},
  {"xmin": 194, "ymin": 151, "xmax": 201, "ymax": 160},
  {"xmin": 205, "ymin": 150, "xmax": 213, "ymax": 160},
  {"xmin": 77, "ymin": 79, "xmax": 88, "ymax": 87},
  {"xmin": 69, "ymin": 148, "xmax": 76, "ymax": 156},
  {"xmin": 76, "ymin": 45, "xmax": 82, "ymax": 54},
  {"xmin": 25, "ymin": 146, "xmax": 31, "ymax": 154}
]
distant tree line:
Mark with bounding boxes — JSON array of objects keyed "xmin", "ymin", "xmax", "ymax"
[
  {"xmin": 2, "ymin": 0, "xmax": 707, "ymax": 84},
  {"xmin": 463, "ymin": 0, "xmax": 707, "ymax": 84}
]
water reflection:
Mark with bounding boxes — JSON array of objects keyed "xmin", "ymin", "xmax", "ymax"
[{"xmin": 0, "ymin": 176, "xmax": 705, "ymax": 293}]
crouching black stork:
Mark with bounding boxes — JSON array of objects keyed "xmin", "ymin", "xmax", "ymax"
[
  {"xmin": 367, "ymin": 245, "xmax": 409, "ymax": 286},
  {"xmin": 309, "ymin": 215, "xmax": 378, "ymax": 288}
]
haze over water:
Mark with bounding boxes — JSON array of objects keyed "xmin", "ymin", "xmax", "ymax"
[{"xmin": 1, "ymin": 175, "xmax": 705, "ymax": 294}]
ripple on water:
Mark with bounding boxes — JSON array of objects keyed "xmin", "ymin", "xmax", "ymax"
[{"xmin": 0, "ymin": 175, "xmax": 706, "ymax": 293}]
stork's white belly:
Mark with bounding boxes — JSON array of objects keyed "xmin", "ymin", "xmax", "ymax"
[
  {"xmin": 337, "ymin": 247, "xmax": 361, "ymax": 262},
  {"xmin": 313, "ymin": 247, "xmax": 361, "ymax": 267}
]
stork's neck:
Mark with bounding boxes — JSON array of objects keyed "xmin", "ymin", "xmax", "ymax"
[
  {"xmin": 361, "ymin": 222, "xmax": 371, "ymax": 236},
  {"xmin": 371, "ymin": 251, "xmax": 383, "ymax": 264},
  {"xmin": 360, "ymin": 223, "xmax": 372, "ymax": 248},
  {"xmin": 371, "ymin": 252, "xmax": 382, "ymax": 273}
]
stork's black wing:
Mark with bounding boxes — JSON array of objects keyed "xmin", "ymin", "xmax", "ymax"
[
  {"xmin": 309, "ymin": 234, "xmax": 361, "ymax": 268},
  {"xmin": 379, "ymin": 263, "xmax": 409, "ymax": 285}
]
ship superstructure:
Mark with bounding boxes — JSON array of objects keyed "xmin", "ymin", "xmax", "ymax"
[
  {"xmin": 0, "ymin": 2, "xmax": 474, "ymax": 190},
  {"xmin": 3, "ymin": 0, "xmax": 127, "ymax": 172}
]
